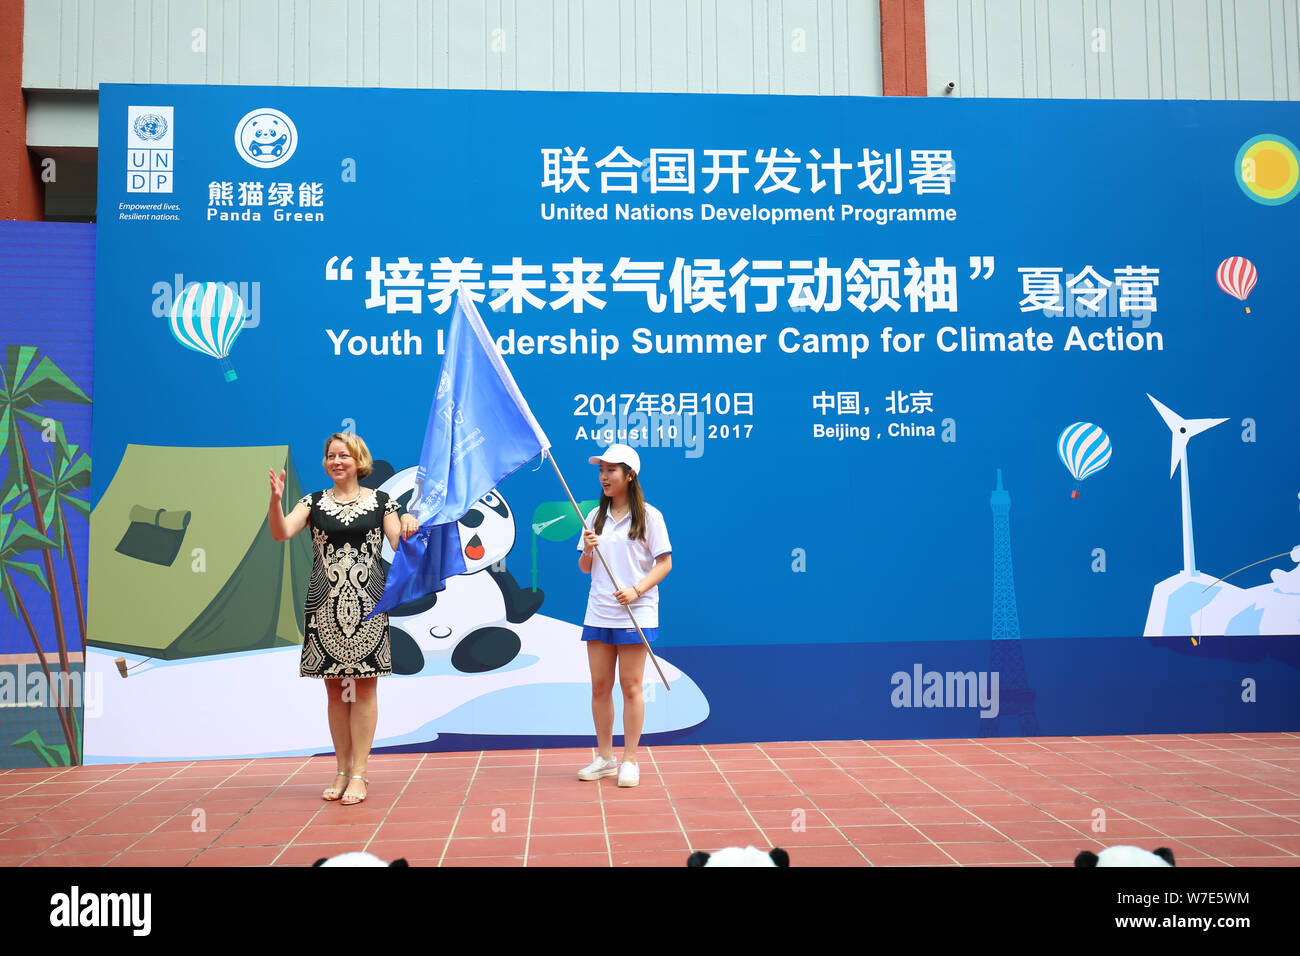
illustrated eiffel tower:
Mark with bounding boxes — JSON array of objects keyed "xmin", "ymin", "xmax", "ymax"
[{"xmin": 981, "ymin": 469, "xmax": 1040, "ymax": 737}]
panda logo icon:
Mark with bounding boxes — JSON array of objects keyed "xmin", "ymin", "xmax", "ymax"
[
  {"xmin": 373, "ymin": 465, "xmax": 544, "ymax": 675},
  {"xmin": 233, "ymin": 108, "xmax": 298, "ymax": 168},
  {"xmin": 249, "ymin": 128, "xmax": 287, "ymax": 158}
]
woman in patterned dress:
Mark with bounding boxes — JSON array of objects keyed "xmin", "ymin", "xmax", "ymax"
[{"xmin": 268, "ymin": 433, "xmax": 417, "ymax": 805}]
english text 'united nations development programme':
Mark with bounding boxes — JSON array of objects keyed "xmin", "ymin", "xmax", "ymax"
[{"xmin": 540, "ymin": 202, "xmax": 958, "ymax": 225}]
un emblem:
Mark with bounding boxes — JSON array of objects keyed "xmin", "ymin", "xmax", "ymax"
[{"xmin": 133, "ymin": 113, "xmax": 168, "ymax": 141}]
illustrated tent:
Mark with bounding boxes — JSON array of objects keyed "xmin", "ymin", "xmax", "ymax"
[{"xmin": 88, "ymin": 444, "xmax": 310, "ymax": 659}]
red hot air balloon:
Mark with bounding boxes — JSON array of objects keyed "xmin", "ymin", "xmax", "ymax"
[{"xmin": 1216, "ymin": 256, "xmax": 1258, "ymax": 314}]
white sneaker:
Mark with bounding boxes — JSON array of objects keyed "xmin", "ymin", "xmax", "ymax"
[
  {"xmin": 617, "ymin": 761, "xmax": 640, "ymax": 787},
  {"xmin": 578, "ymin": 756, "xmax": 618, "ymax": 781}
]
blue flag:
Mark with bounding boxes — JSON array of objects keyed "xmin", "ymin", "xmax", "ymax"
[
  {"xmin": 374, "ymin": 524, "xmax": 467, "ymax": 617},
  {"xmin": 372, "ymin": 289, "xmax": 551, "ymax": 616}
]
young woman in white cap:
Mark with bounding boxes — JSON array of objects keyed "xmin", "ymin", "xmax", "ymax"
[{"xmin": 576, "ymin": 443, "xmax": 673, "ymax": 787}]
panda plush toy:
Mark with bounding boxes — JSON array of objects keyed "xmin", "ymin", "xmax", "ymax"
[
  {"xmin": 687, "ymin": 846, "xmax": 790, "ymax": 867},
  {"xmin": 312, "ymin": 851, "xmax": 409, "ymax": 867},
  {"xmin": 1074, "ymin": 846, "xmax": 1175, "ymax": 867}
]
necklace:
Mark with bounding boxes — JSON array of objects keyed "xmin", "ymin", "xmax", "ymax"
[{"xmin": 330, "ymin": 489, "xmax": 363, "ymax": 505}]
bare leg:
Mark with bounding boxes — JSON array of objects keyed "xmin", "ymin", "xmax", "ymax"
[
  {"xmin": 342, "ymin": 677, "xmax": 378, "ymax": 804},
  {"xmin": 616, "ymin": 643, "xmax": 648, "ymax": 763},
  {"xmin": 587, "ymin": 640, "xmax": 618, "ymax": 760},
  {"xmin": 324, "ymin": 678, "xmax": 353, "ymax": 798}
]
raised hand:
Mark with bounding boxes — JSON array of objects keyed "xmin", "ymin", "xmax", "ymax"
[{"xmin": 269, "ymin": 467, "xmax": 286, "ymax": 502}]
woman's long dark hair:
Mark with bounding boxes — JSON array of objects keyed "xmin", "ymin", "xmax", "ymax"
[{"xmin": 592, "ymin": 464, "xmax": 646, "ymax": 541}]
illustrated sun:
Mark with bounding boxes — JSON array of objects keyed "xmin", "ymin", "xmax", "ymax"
[{"xmin": 1236, "ymin": 134, "xmax": 1300, "ymax": 205}]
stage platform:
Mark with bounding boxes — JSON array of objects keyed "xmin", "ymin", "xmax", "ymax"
[{"xmin": 2, "ymin": 734, "xmax": 1297, "ymax": 867}]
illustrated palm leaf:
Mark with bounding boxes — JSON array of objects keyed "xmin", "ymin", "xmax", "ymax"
[
  {"xmin": 11, "ymin": 730, "xmax": 69, "ymax": 768},
  {"xmin": 0, "ymin": 507, "xmax": 75, "ymax": 766},
  {"xmin": 0, "ymin": 507, "xmax": 53, "ymax": 616},
  {"xmin": 0, "ymin": 346, "xmax": 89, "ymax": 764},
  {"xmin": 0, "ymin": 346, "xmax": 91, "ymax": 489},
  {"xmin": 8, "ymin": 422, "xmax": 91, "ymax": 553}
]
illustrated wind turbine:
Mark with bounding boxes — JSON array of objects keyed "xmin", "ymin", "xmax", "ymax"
[{"xmin": 1147, "ymin": 394, "xmax": 1227, "ymax": 576}]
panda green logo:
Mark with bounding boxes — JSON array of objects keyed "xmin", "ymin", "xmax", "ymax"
[{"xmin": 234, "ymin": 108, "xmax": 298, "ymax": 169}]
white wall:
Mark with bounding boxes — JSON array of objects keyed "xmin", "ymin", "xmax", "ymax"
[
  {"xmin": 926, "ymin": 0, "xmax": 1300, "ymax": 99},
  {"xmin": 23, "ymin": 0, "xmax": 883, "ymax": 95}
]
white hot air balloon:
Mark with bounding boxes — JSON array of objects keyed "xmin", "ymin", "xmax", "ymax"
[{"xmin": 168, "ymin": 281, "xmax": 247, "ymax": 382}]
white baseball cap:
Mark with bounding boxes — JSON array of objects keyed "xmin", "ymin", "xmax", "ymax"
[{"xmin": 589, "ymin": 443, "xmax": 641, "ymax": 475}]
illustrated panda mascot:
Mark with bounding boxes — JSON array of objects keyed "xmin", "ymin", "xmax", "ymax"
[{"xmin": 366, "ymin": 463, "xmax": 544, "ymax": 675}]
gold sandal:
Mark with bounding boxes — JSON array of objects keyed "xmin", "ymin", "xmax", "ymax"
[
  {"xmin": 323, "ymin": 769, "xmax": 349, "ymax": 801},
  {"xmin": 341, "ymin": 774, "xmax": 368, "ymax": 806}
]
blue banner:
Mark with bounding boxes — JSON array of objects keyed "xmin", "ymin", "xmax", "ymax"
[{"xmin": 85, "ymin": 85, "xmax": 1300, "ymax": 759}]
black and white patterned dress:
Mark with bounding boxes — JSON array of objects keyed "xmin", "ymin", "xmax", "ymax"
[{"xmin": 298, "ymin": 489, "xmax": 398, "ymax": 679}]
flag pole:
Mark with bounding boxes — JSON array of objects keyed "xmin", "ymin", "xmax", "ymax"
[{"xmin": 544, "ymin": 449, "xmax": 671, "ymax": 690}]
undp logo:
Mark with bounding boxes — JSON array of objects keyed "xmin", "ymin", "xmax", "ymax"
[
  {"xmin": 132, "ymin": 113, "xmax": 168, "ymax": 141},
  {"xmin": 233, "ymin": 108, "xmax": 298, "ymax": 168},
  {"xmin": 126, "ymin": 105, "xmax": 173, "ymax": 193}
]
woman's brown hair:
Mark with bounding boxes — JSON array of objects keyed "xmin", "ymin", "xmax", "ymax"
[{"xmin": 592, "ymin": 464, "xmax": 645, "ymax": 541}]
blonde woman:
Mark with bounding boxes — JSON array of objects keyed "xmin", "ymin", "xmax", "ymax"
[{"xmin": 268, "ymin": 433, "xmax": 417, "ymax": 805}]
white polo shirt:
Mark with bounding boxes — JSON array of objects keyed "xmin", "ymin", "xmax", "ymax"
[{"xmin": 578, "ymin": 503, "xmax": 672, "ymax": 628}]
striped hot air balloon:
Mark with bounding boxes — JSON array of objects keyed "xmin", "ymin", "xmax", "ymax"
[
  {"xmin": 168, "ymin": 281, "xmax": 247, "ymax": 382},
  {"xmin": 1215, "ymin": 256, "xmax": 1258, "ymax": 314},
  {"xmin": 1057, "ymin": 422, "xmax": 1112, "ymax": 499}
]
